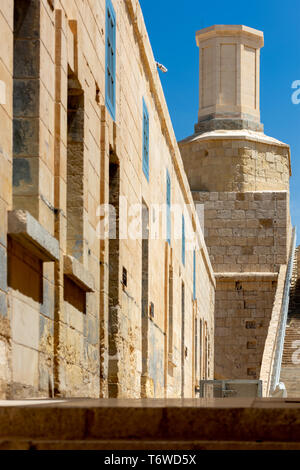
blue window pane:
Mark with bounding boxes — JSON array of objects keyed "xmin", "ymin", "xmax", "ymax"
[
  {"xmin": 142, "ymin": 99, "xmax": 149, "ymax": 181},
  {"xmin": 105, "ymin": 0, "xmax": 116, "ymax": 120}
]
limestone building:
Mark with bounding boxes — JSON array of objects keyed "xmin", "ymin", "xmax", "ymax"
[
  {"xmin": 0, "ymin": 0, "xmax": 215, "ymax": 399},
  {"xmin": 179, "ymin": 25, "xmax": 293, "ymax": 395},
  {"xmin": 0, "ymin": 1, "xmax": 295, "ymax": 401}
]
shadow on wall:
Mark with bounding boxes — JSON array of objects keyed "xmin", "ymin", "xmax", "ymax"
[
  {"xmin": 7, "ymin": 238, "xmax": 43, "ymax": 304},
  {"xmin": 64, "ymin": 275, "xmax": 86, "ymax": 314}
]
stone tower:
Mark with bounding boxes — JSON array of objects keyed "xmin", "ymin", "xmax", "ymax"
[{"xmin": 179, "ymin": 25, "xmax": 292, "ymax": 381}]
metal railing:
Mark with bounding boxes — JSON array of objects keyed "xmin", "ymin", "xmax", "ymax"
[
  {"xmin": 198, "ymin": 380, "xmax": 263, "ymax": 398},
  {"xmin": 269, "ymin": 227, "xmax": 297, "ymax": 394}
]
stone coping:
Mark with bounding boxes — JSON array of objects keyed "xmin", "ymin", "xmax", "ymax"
[
  {"xmin": 7, "ymin": 210, "xmax": 59, "ymax": 262},
  {"xmin": 215, "ymin": 272, "xmax": 278, "ymax": 281},
  {"xmin": 64, "ymin": 255, "xmax": 95, "ymax": 292},
  {"xmin": 1, "ymin": 398, "xmax": 300, "ymax": 445}
]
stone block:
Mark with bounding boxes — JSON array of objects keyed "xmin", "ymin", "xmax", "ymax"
[
  {"xmin": 0, "ymin": 245, "xmax": 7, "ymax": 292},
  {"xmin": 0, "ymin": 292, "xmax": 7, "ymax": 317},
  {"xmin": 11, "ymin": 297, "xmax": 39, "ymax": 349},
  {"xmin": 13, "ymin": 118, "xmax": 39, "ymax": 157},
  {"xmin": 8, "ymin": 210, "xmax": 59, "ymax": 262},
  {"xmin": 63, "ymin": 255, "xmax": 95, "ymax": 292},
  {"xmin": 13, "ymin": 79, "xmax": 40, "ymax": 117},
  {"xmin": 12, "ymin": 343, "xmax": 38, "ymax": 388}
]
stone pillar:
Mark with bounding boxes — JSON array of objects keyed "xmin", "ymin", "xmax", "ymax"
[{"xmin": 195, "ymin": 25, "xmax": 264, "ymax": 134}]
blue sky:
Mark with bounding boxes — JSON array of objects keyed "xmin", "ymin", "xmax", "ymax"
[{"xmin": 139, "ymin": 0, "xmax": 300, "ymax": 237}]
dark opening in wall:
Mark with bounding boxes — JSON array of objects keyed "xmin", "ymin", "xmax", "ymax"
[
  {"xmin": 122, "ymin": 267, "xmax": 127, "ymax": 288},
  {"xmin": 204, "ymin": 321, "xmax": 208, "ymax": 379},
  {"xmin": 141, "ymin": 201, "xmax": 149, "ymax": 396},
  {"xmin": 63, "ymin": 275, "xmax": 86, "ymax": 314},
  {"xmin": 108, "ymin": 155, "xmax": 120, "ymax": 398},
  {"xmin": 13, "ymin": 0, "xmax": 40, "ymax": 217},
  {"xmin": 8, "ymin": 238, "xmax": 43, "ymax": 303},
  {"xmin": 67, "ymin": 70, "xmax": 85, "ymax": 261},
  {"xmin": 108, "ymin": 159, "xmax": 120, "ymax": 309}
]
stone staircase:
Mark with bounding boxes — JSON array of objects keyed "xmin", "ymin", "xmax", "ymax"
[{"xmin": 280, "ymin": 247, "xmax": 300, "ymax": 397}]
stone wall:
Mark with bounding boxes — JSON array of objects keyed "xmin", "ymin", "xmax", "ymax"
[
  {"xmin": 189, "ymin": 188, "xmax": 291, "ymax": 381},
  {"xmin": 0, "ymin": 0, "xmax": 13, "ymax": 399},
  {"xmin": 215, "ymin": 273, "xmax": 277, "ymax": 380},
  {"xmin": 193, "ymin": 191, "xmax": 289, "ymax": 273},
  {"xmin": 0, "ymin": 0, "xmax": 215, "ymax": 399},
  {"xmin": 179, "ymin": 134, "xmax": 290, "ymax": 193}
]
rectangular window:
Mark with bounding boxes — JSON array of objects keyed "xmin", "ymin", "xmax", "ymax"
[
  {"xmin": 182, "ymin": 215, "xmax": 185, "ymax": 266},
  {"xmin": 142, "ymin": 99, "xmax": 149, "ymax": 181},
  {"xmin": 166, "ymin": 170, "xmax": 171, "ymax": 244},
  {"xmin": 105, "ymin": 0, "xmax": 116, "ymax": 120},
  {"xmin": 193, "ymin": 250, "xmax": 196, "ymax": 300}
]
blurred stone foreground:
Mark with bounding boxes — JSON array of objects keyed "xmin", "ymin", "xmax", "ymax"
[{"xmin": 1, "ymin": 398, "xmax": 300, "ymax": 449}]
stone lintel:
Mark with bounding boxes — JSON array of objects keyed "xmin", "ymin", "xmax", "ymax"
[
  {"xmin": 215, "ymin": 272, "xmax": 278, "ymax": 282},
  {"xmin": 8, "ymin": 210, "xmax": 59, "ymax": 262},
  {"xmin": 64, "ymin": 255, "xmax": 95, "ymax": 292}
]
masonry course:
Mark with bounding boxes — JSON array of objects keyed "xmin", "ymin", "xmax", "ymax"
[{"xmin": 0, "ymin": 0, "xmax": 214, "ymax": 400}]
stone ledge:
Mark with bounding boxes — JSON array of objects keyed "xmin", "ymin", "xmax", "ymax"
[
  {"xmin": 64, "ymin": 255, "xmax": 95, "ymax": 292},
  {"xmin": 195, "ymin": 117, "xmax": 264, "ymax": 134},
  {"xmin": 215, "ymin": 272, "xmax": 278, "ymax": 281},
  {"xmin": 7, "ymin": 210, "xmax": 59, "ymax": 262}
]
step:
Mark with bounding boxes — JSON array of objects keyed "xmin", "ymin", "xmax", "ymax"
[{"xmin": 2, "ymin": 399, "xmax": 300, "ymax": 450}]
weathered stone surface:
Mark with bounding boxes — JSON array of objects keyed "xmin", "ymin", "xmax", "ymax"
[
  {"xmin": 8, "ymin": 210, "xmax": 59, "ymax": 261},
  {"xmin": 195, "ymin": 25, "xmax": 264, "ymax": 134},
  {"xmin": 0, "ymin": 0, "xmax": 291, "ymax": 403},
  {"xmin": 180, "ymin": 24, "xmax": 292, "ymax": 392}
]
